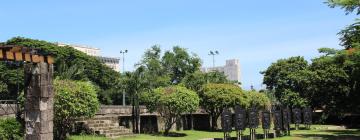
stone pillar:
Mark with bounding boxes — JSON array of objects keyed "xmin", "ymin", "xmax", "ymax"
[{"xmin": 24, "ymin": 63, "xmax": 54, "ymax": 140}]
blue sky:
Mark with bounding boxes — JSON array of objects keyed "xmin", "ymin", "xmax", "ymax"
[{"xmin": 0, "ymin": 0, "xmax": 357, "ymax": 89}]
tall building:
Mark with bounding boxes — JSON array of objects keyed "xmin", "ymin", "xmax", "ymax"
[
  {"xmin": 201, "ymin": 59, "xmax": 241, "ymax": 82},
  {"xmin": 56, "ymin": 43, "xmax": 120, "ymax": 72}
]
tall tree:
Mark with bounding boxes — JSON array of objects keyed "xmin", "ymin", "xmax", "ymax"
[
  {"xmin": 162, "ymin": 46, "xmax": 201, "ymax": 84},
  {"xmin": 261, "ymin": 56, "xmax": 309, "ymax": 102}
]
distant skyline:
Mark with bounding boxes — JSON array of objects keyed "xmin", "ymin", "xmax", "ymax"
[{"xmin": 0, "ymin": 0, "xmax": 357, "ymax": 89}]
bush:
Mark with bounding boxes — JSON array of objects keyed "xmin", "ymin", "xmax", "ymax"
[
  {"xmin": 200, "ymin": 83, "xmax": 245, "ymax": 130},
  {"xmin": 54, "ymin": 79, "xmax": 100, "ymax": 140},
  {"xmin": 0, "ymin": 118, "xmax": 23, "ymax": 140},
  {"xmin": 141, "ymin": 86, "xmax": 199, "ymax": 135},
  {"xmin": 245, "ymin": 91, "xmax": 271, "ymax": 109}
]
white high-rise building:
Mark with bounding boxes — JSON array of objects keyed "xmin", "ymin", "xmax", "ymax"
[
  {"xmin": 201, "ymin": 59, "xmax": 241, "ymax": 82},
  {"xmin": 56, "ymin": 43, "xmax": 120, "ymax": 72}
]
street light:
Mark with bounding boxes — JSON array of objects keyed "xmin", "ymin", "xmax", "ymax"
[
  {"xmin": 120, "ymin": 50, "xmax": 128, "ymax": 106},
  {"xmin": 208, "ymin": 50, "xmax": 219, "ymax": 68},
  {"xmin": 120, "ymin": 50, "xmax": 128, "ymax": 73}
]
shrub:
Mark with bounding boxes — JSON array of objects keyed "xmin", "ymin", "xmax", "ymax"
[
  {"xmin": 0, "ymin": 117, "xmax": 23, "ymax": 140},
  {"xmin": 200, "ymin": 83, "xmax": 246, "ymax": 130},
  {"xmin": 141, "ymin": 86, "xmax": 199, "ymax": 135},
  {"xmin": 54, "ymin": 79, "xmax": 100, "ymax": 140},
  {"xmin": 245, "ymin": 91, "xmax": 271, "ymax": 109}
]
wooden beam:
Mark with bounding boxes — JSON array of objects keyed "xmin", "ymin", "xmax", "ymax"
[
  {"xmin": 10, "ymin": 46, "xmax": 22, "ymax": 52},
  {"xmin": 0, "ymin": 46, "xmax": 54, "ymax": 64},
  {"xmin": 47, "ymin": 56, "xmax": 54, "ymax": 64},
  {"xmin": 0, "ymin": 49, "xmax": 3, "ymax": 59},
  {"xmin": 6, "ymin": 51, "xmax": 14, "ymax": 60},
  {"xmin": 25, "ymin": 53, "xmax": 31, "ymax": 62},
  {"xmin": 15, "ymin": 52, "xmax": 23, "ymax": 61}
]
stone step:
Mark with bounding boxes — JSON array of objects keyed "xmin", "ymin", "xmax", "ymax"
[
  {"xmin": 89, "ymin": 126, "xmax": 126, "ymax": 131},
  {"xmin": 86, "ymin": 120, "xmax": 113, "ymax": 124},
  {"xmin": 87, "ymin": 122, "xmax": 119, "ymax": 128}
]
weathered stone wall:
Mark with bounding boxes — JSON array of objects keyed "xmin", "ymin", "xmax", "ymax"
[{"xmin": 24, "ymin": 63, "xmax": 54, "ymax": 140}]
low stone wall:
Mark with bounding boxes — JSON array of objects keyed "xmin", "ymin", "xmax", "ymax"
[
  {"xmin": 0, "ymin": 104, "xmax": 17, "ymax": 117},
  {"xmin": 91, "ymin": 105, "xmax": 213, "ymax": 133}
]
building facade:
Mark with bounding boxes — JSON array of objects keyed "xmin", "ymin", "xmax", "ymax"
[
  {"xmin": 56, "ymin": 43, "xmax": 120, "ymax": 72},
  {"xmin": 201, "ymin": 59, "xmax": 241, "ymax": 82}
]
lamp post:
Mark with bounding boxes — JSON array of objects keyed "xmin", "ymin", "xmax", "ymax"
[
  {"xmin": 120, "ymin": 50, "xmax": 128, "ymax": 73},
  {"xmin": 208, "ymin": 50, "xmax": 219, "ymax": 68},
  {"xmin": 120, "ymin": 50, "xmax": 128, "ymax": 106}
]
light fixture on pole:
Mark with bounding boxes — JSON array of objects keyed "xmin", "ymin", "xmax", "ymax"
[
  {"xmin": 208, "ymin": 50, "xmax": 219, "ymax": 68},
  {"xmin": 120, "ymin": 50, "xmax": 128, "ymax": 73},
  {"xmin": 120, "ymin": 50, "xmax": 128, "ymax": 106}
]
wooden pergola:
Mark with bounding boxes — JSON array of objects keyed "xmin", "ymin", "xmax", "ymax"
[
  {"xmin": 0, "ymin": 45, "xmax": 55, "ymax": 140},
  {"xmin": 0, "ymin": 45, "xmax": 54, "ymax": 64}
]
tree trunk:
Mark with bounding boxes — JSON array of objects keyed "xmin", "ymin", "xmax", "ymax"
[
  {"xmin": 211, "ymin": 115, "xmax": 218, "ymax": 131},
  {"xmin": 164, "ymin": 117, "xmax": 175, "ymax": 136}
]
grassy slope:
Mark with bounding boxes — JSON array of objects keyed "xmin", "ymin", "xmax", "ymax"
[{"xmin": 69, "ymin": 125, "xmax": 360, "ymax": 140}]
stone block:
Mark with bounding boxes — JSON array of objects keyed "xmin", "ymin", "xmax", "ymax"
[
  {"xmin": 40, "ymin": 98, "xmax": 49, "ymax": 111},
  {"xmin": 40, "ymin": 133, "xmax": 53, "ymax": 140},
  {"xmin": 40, "ymin": 121, "xmax": 53, "ymax": 133},
  {"xmin": 25, "ymin": 134, "xmax": 39, "ymax": 140},
  {"xmin": 25, "ymin": 110, "xmax": 40, "ymax": 122},
  {"xmin": 25, "ymin": 97, "xmax": 40, "ymax": 111}
]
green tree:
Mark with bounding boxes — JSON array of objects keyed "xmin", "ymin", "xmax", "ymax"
[
  {"xmin": 141, "ymin": 86, "xmax": 199, "ymax": 135},
  {"xmin": 182, "ymin": 70, "xmax": 232, "ymax": 93},
  {"xmin": 0, "ymin": 118, "xmax": 23, "ymax": 140},
  {"xmin": 3, "ymin": 37, "xmax": 121, "ymax": 104},
  {"xmin": 200, "ymin": 83, "xmax": 245, "ymax": 130},
  {"xmin": 245, "ymin": 91, "xmax": 271, "ymax": 109},
  {"xmin": 123, "ymin": 66, "xmax": 148, "ymax": 133},
  {"xmin": 162, "ymin": 46, "xmax": 201, "ymax": 84},
  {"xmin": 54, "ymin": 79, "xmax": 99, "ymax": 140},
  {"xmin": 327, "ymin": 0, "xmax": 360, "ymax": 15},
  {"xmin": 261, "ymin": 56, "xmax": 309, "ymax": 102}
]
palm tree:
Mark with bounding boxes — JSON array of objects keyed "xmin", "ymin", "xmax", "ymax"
[{"xmin": 124, "ymin": 66, "xmax": 146, "ymax": 134}]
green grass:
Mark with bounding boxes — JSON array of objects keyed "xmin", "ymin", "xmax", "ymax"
[{"xmin": 69, "ymin": 125, "xmax": 360, "ymax": 140}]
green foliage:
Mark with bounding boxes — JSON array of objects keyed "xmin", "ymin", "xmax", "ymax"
[
  {"xmin": 261, "ymin": 56, "xmax": 309, "ymax": 100},
  {"xmin": 338, "ymin": 20, "xmax": 360, "ymax": 49},
  {"xmin": 162, "ymin": 46, "xmax": 202, "ymax": 84},
  {"xmin": 0, "ymin": 62, "xmax": 24, "ymax": 100},
  {"xmin": 245, "ymin": 91, "xmax": 271, "ymax": 109},
  {"xmin": 141, "ymin": 86, "xmax": 199, "ymax": 135},
  {"xmin": 327, "ymin": 0, "xmax": 360, "ymax": 15},
  {"xmin": 0, "ymin": 118, "xmax": 23, "ymax": 140},
  {"xmin": 200, "ymin": 83, "xmax": 244, "ymax": 130},
  {"xmin": 3, "ymin": 37, "xmax": 121, "ymax": 104},
  {"xmin": 318, "ymin": 48, "xmax": 339, "ymax": 56},
  {"xmin": 54, "ymin": 79, "xmax": 100, "ymax": 140},
  {"xmin": 182, "ymin": 71, "xmax": 233, "ymax": 93},
  {"xmin": 278, "ymin": 90, "xmax": 308, "ymax": 108}
]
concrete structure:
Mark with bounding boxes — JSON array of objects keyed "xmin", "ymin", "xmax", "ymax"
[
  {"xmin": 75, "ymin": 105, "xmax": 211, "ymax": 138},
  {"xmin": 96, "ymin": 56, "xmax": 120, "ymax": 72},
  {"xmin": 57, "ymin": 43, "xmax": 100, "ymax": 56},
  {"xmin": 24, "ymin": 63, "xmax": 54, "ymax": 140},
  {"xmin": 56, "ymin": 43, "xmax": 120, "ymax": 72},
  {"xmin": 202, "ymin": 59, "xmax": 241, "ymax": 82}
]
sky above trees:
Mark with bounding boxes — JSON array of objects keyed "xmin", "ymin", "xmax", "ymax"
[{"xmin": 0, "ymin": 0, "xmax": 357, "ymax": 89}]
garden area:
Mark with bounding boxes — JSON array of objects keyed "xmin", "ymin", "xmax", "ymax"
[
  {"xmin": 1, "ymin": 1, "xmax": 360, "ymax": 140},
  {"xmin": 68, "ymin": 125, "xmax": 360, "ymax": 140}
]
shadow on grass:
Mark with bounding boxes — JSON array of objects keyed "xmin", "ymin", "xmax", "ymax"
[
  {"xmin": 149, "ymin": 132, "xmax": 187, "ymax": 137},
  {"xmin": 295, "ymin": 134, "xmax": 360, "ymax": 140},
  {"xmin": 320, "ymin": 129, "xmax": 360, "ymax": 136}
]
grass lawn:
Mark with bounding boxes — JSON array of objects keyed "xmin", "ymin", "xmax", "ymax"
[{"xmin": 69, "ymin": 125, "xmax": 360, "ymax": 140}]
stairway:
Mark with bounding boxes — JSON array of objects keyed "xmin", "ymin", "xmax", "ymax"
[{"xmin": 79, "ymin": 116, "xmax": 133, "ymax": 138}]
